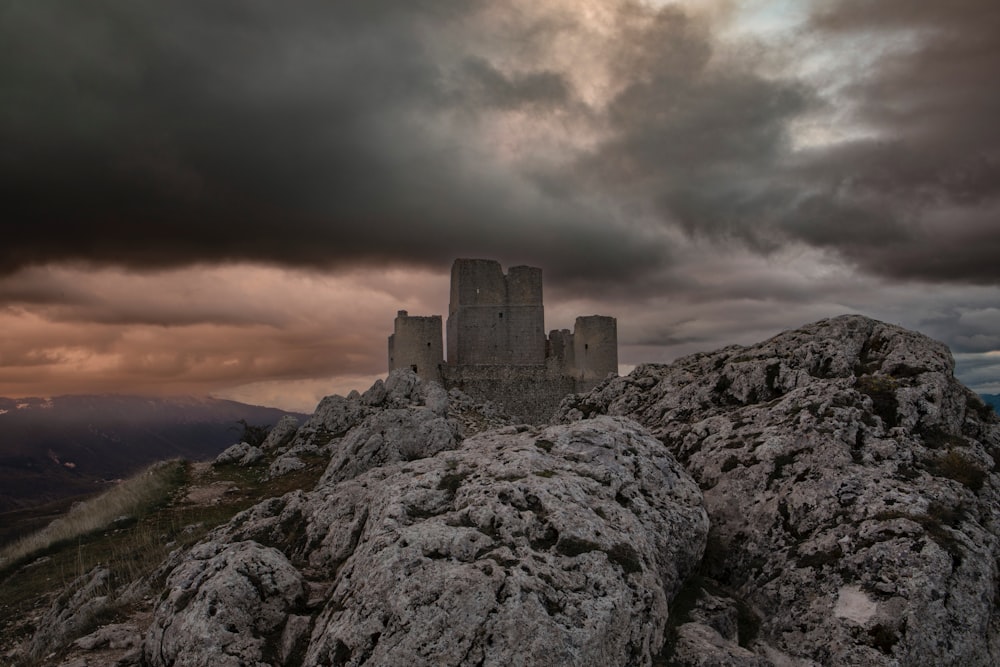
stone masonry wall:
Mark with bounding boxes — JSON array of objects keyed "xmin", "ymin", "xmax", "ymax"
[
  {"xmin": 571, "ymin": 315, "xmax": 618, "ymax": 390},
  {"xmin": 440, "ymin": 364, "xmax": 576, "ymax": 423},
  {"xmin": 447, "ymin": 259, "xmax": 546, "ymax": 366},
  {"xmin": 388, "ymin": 311, "xmax": 443, "ymax": 383}
]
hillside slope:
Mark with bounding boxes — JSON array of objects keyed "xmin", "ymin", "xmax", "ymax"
[{"xmin": 0, "ymin": 394, "xmax": 307, "ymax": 515}]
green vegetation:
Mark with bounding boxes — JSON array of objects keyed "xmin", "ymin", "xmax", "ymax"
[{"xmin": 534, "ymin": 438, "xmax": 554, "ymax": 453}]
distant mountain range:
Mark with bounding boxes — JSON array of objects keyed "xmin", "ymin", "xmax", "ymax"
[
  {"xmin": 981, "ymin": 394, "xmax": 1000, "ymax": 413},
  {"xmin": 0, "ymin": 394, "xmax": 308, "ymax": 516}
]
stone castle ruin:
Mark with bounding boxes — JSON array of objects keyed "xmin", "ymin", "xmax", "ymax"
[{"xmin": 388, "ymin": 258, "xmax": 618, "ymax": 421}]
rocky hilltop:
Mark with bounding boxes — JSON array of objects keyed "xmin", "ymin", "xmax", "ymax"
[{"xmin": 6, "ymin": 315, "xmax": 1000, "ymax": 666}]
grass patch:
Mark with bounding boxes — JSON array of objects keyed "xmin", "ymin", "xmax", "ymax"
[
  {"xmin": 0, "ymin": 460, "xmax": 186, "ymax": 569},
  {"xmin": 534, "ymin": 439, "xmax": 554, "ymax": 453},
  {"xmin": 0, "ymin": 453, "xmax": 328, "ymax": 657}
]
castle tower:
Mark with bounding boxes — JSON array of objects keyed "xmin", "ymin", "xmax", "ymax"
[
  {"xmin": 385, "ymin": 259, "xmax": 618, "ymax": 422},
  {"xmin": 388, "ymin": 311, "xmax": 443, "ymax": 383},
  {"xmin": 446, "ymin": 259, "xmax": 546, "ymax": 365},
  {"xmin": 571, "ymin": 315, "xmax": 618, "ymax": 390}
]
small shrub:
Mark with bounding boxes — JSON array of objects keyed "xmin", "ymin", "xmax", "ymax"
[
  {"xmin": 931, "ymin": 449, "xmax": 986, "ymax": 492},
  {"xmin": 856, "ymin": 375, "xmax": 899, "ymax": 428}
]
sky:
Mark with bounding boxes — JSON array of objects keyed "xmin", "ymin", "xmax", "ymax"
[{"xmin": 1, "ymin": 0, "xmax": 999, "ymax": 413}]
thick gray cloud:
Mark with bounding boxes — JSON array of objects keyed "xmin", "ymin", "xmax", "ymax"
[
  {"xmin": 4, "ymin": 0, "xmax": 997, "ymax": 287},
  {"xmin": 0, "ymin": 0, "xmax": 667, "ymax": 283}
]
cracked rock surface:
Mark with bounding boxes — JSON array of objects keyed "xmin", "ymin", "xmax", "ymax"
[
  {"xmin": 560, "ymin": 314, "xmax": 1000, "ymax": 665},
  {"xmin": 144, "ymin": 541, "xmax": 306, "ymax": 667},
  {"xmin": 146, "ymin": 416, "xmax": 707, "ymax": 666}
]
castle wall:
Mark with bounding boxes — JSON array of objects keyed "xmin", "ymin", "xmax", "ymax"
[
  {"xmin": 571, "ymin": 315, "xmax": 618, "ymax": 391},
  {"xmin": 440, "ymin": 364, "xmax": 576, "ymax": 424},
  {"xmin": 388, "ymin": 311, "xmax": 443, "ymax": 383},
  {"xmin": 546, "ymin": 328, "xmax": 574, "ymax": 370},
  {"xmin": 386, "ymin": 259, "xmax": 619, "ymax": 423},
  {"xmin": 446, "ymin": 259, "xmax": 545, "ymax": 366}
]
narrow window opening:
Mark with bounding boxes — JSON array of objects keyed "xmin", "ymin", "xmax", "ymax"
[{"xmin": 411, "ymin": 364, "xmax": 418, "ymax": 373}]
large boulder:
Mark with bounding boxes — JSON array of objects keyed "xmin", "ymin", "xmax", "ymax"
[
  {"xmin": 560, "ymin": 314, "xmax": 1000, "ymax": 665},
  {"xmin": 149, "ymin": 416, "xmax": 708, "ymax": 666},
  {"xmin": 144, "ymin": 541, "xmax": 306, "ymax": 667},
  {"xmin": 318, "ymin": 406, "xmax": 461, "ymax": 486}
]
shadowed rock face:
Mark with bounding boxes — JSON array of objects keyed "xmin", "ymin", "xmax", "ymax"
[
  {"xmin": 144, "ymin": 415, "xmax": 707, "ymax": 667},
  {"xmin": 559, "ymin": 314, "xmax": 1000, "ymax": 665}
]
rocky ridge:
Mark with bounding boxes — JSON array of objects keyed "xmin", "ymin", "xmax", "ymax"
[
  {"xmin": 560, "ymin": 314, "xmax": 1000, "ymax": 665},
  {"xmin": 7, "ymin": 315, "xmax": 1000, "ymax": 666}
]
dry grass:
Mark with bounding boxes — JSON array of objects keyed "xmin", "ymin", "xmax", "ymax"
[
  {"xmin": 0, "ymin": 452, "xmax": 329, "ymax": 662},
  {"xmin": 0, "ymin": 460, "xmax": 186, "ymax": 569}
]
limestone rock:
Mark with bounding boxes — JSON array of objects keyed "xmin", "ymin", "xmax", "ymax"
[
  {"xmin": 213, "ymin": 441, "xmax": 265, "ymax": 466},
  {"xmin": 72, "ymin": 622, "xmax": 141, "ymax": 650},
  {"xmin": 262, "ymin": 414, "xmax": 300, "ymax": 450},
  {"xmin": 318, "ymin": 406, "xmax": 461, "ymax": 486},
  {"xmin": 267, "ymin": 454, "xmax": 307, "ymax": 479},
  {"xmin": 559, "ymin": 315, "xmax": 1000, "ymax": 665},
  {"xmin": 148, "ymin": 417, "xmax": 707, "ymax": 666},
  {"xmin": 669, "ymin": 623, "xmax": 771, "ymax": 667},
  {"xmin": 28, "ymin": 566, "xmax": 111, "ymax": 658},
  {"xmin": 288, "ymin": 369, "xmax": 432, "ymax": 451},
  {"xmin": 144, "ymin": 541, "xmax": 306, "ymax": 667}
]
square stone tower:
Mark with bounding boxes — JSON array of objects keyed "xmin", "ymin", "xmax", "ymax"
[{"xmin": 446, "ymin": 259, "xmax": 546, "ymax": 366}]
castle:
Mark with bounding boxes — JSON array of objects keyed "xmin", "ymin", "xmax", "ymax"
[{"xmin": 388, "ymin": 259, "xmax": 618, "ymax": 421}]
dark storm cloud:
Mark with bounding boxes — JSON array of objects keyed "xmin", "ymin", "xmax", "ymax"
[
  {"xmin": 3, "ymin": 0, "xmax": 998, "ymax": 291},
  {"xmin": 798, "ymin": 0, "xmax": 1000, "ymax": 283},
  {"xmin": 567, "ymin": 0, "xmax": 1000, "ymax": 286},
  {"xmin": 0, "ymin": 0, "xmax": 665, "ymax": 283}
]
